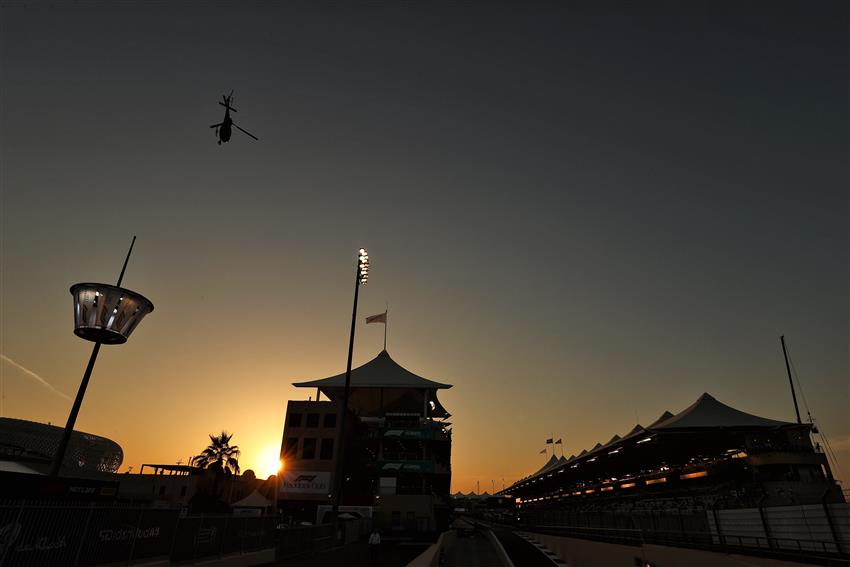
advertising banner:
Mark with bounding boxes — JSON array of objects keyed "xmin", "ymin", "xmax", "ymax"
[{"xmin": 279, "ymin": 471, "xmax": 331, "ymax": 495}]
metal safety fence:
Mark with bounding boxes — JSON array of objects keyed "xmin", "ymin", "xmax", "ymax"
[{"xmin": 0, "ymin": 501, "xmax": 334, "ymax": 566}]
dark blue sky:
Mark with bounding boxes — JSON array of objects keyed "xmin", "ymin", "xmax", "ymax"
[{"xmin": 1, "ymin": 1, "xmax": 847, "ymax": 488}]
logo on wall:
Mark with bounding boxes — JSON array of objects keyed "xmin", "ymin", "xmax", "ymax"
[
  {"xmin": 280, "ymin": 471, "xmax": 330, "ymax": 494},
  {"xmin": 0, "ymin": 523, "xmax": 21, "ymax": 556}
]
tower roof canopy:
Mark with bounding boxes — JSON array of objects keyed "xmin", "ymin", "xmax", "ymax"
[
  {"xmin": 651, "ymin": 393, "xmax": 797, "ymax": 430},
  {"xmin": 293, "ymin": 350, "xmax": 452, "ymax": 390}
]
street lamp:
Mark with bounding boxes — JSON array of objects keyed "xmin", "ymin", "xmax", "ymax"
[
  {"xmin": 331, "ymin": 247, "xmax": 369, "ymax": 522},
  {"xmin": 49, "ymin": 236, "xmax": 154, "ymax": 477}
]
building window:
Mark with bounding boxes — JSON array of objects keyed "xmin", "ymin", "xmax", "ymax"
[
  {"xmin": 391, "ymin": 511, "xmax": 401, "ymax": 528},
  {"xmin": 302, "ymin": 438, "xmax": 316, "ymax": 459},
  {"xmin": 320, "ymin": 438, "xmax": 334, "ymax": 460},
  {"xmin": 323, "ymin": 413, "xmax": 337, "ymax": 428},
  {"xmin": 288, "ymin": 413, "xmax": 302, "ymax": 427},
  {"xmin": 284, "ymin": 437, "xmax": 299, "ymax": 458},
  {"xmin": 306, "ymin": 413, "xmax": 319, "ymax": 427}
]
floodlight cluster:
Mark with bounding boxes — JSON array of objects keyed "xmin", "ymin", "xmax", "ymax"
[{"xmin": 358, "ymin": 248, "xmax": 370, "ymax": 285}]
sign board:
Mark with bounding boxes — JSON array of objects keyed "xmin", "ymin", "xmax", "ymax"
[{"xmin": 279, "ymin": 471, "xmax": 331, "ymax": 495}]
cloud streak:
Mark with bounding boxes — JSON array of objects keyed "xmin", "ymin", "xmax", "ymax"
[{"xmin": 1, "ymin": 354, "xmax": 72, "ymax": 402}]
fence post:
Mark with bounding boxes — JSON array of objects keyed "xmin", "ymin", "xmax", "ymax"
[
  {"xmin": 168, "ymin": 511, "xmax": 182, "ymax": 562},
  {"xmin": 127, "ymin": 506, "xmax": 145, "ymax": 563},
  {"xmin": 219, "ymin": 514, "xmax": 229, "ymax": 558},
  {"xmin": 192, "ymin": 513, "xmax": 203, "ymax": 563},
  {"xmin": 73, "ymin": 504, "xmax": 94, "ymax": 567},
  {"xmin": 822, "ymin": 500, "xmax": 841, "ymax": 553},
  {"xmin": 757, "ymin": 506, "xmax": 773, "ymax": 549},
  {"xmin": 711, "ymin": 507, "xmax": 722, "ymax": 547}
]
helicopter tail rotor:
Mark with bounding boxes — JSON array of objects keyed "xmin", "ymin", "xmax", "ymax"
[{"xmin": 233, "ymin": 123, "xmax": 259, "ymax": 141}]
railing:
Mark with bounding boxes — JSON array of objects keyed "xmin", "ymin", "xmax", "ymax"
[{"xmin": 368, "ymin": 427, "xmax": 452, "ymax": 441}]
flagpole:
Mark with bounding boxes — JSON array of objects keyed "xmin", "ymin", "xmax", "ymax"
[{"xmin": 384, "ymin": 303, "xmax": 388, "ymax": 351}]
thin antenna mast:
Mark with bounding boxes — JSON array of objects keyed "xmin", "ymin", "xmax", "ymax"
[{"xmin": 780, "ymin": 335, "xmax": 802, "ymax": 424}]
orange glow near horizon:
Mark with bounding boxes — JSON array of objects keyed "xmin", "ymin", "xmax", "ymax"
[
  {"xmin": 256, "ymin": 444, "xmax": 284, "ymax": 478},
  {"xmin": 2, "ymin": 325, "xmax": 849, "ymax": 494}
]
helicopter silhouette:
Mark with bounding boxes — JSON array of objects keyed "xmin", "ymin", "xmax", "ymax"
[{"xmin": 210, "ymin": 91, "xmax": 258, "ymax": 145}]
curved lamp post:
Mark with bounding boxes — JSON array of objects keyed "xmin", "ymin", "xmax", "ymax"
[
  {"xmin": 330, "ymin": 248, "xmax": 369, "ymax": 520},
  {"xmin": 49, "ymin": 237, "xmax": 154, "ymax": 477}
]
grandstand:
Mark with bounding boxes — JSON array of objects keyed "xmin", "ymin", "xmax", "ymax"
[{"xmin": 500, "ymin": 393, "xmax": 843, "ymax": 513}]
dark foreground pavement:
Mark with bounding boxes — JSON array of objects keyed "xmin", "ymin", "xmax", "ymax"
[
  {"xmin": 442, "ymin": 530, "xmax": 501, "ymax": 567},
  {"xmin": 271, "ymin": 541, "xmax": 429, "ymax": 567},
  {"xmin": 494, "ymin": 529, "xmax": 557, "ymax": 567}
]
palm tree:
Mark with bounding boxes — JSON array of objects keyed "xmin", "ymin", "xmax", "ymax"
[{"xmin": 192, "ymin": 430, "xmax": 241, "ymax": 475}]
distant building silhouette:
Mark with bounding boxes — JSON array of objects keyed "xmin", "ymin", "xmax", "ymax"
[
  {"xmin": 279, "ymin": 349, "xmax": 453, "ymax": 533},
  {"xmin": 0, "ymin": 417, "xmax": 122, "ymax": 475}
]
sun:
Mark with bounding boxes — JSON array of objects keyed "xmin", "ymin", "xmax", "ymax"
[{"xmin": 256, "ymin": 444, "xmax": 283, "ymax": 478}]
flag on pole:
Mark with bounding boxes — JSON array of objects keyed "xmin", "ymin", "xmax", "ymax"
[
  {"xmin": 555, "ymin": 439, "xmax": 562, "ymax": 445},
  {"xmin": 366, "ymin": 309, "xmax": 389, "ymax": 349},
  {"xmin": 545, "ymin": 438, "xmax": 553, "ymax": 444},
  {"xmin": 365, "ymin": 312, "xmax": 387, "ymax": 324}
]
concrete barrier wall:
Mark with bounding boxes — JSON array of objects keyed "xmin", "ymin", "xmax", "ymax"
[
  {"xmin": 406, "ymin": 530, "xmax": 453, "ymax": 567},
  {"xmin": 485, "ymin": 528, "xmax": 514, "ymax": 567},
  {"xmin": 643, "ymin": 544, "xmax": 820, "ymax": 567}
]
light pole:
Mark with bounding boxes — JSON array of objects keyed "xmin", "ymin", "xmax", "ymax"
[
  {"xmin": 331, "ymin": 248, "xmax": 369, "ymax": 523},
  {"xmin": 49, "ymin": 236, "xmax": 154, "ymax": 477}
]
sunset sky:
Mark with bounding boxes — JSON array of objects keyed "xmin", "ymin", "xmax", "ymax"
[{"xmin": 1, "ymin": 2, "xmax": 847, "ymax": 492}]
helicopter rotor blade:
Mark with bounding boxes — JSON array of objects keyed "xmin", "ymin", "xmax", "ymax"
[
  {"xmin": 210, "ymin": 123, "xmax": 222, "ymax": 128},
  {"xmin": 233, "ymin": 123, "xmax": 259, "ymax": 140},
  {"xmin": 218, "ymin": 101, "xmax": 237, "ymax": 112}
]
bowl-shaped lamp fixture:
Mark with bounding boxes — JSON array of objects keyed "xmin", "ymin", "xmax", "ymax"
[{"xmin": 70, "ymin": 283, "xmax": 154, "ymax": 345}]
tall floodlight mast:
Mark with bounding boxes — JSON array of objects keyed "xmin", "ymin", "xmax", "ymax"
[{"xmin": 330, "ymin": 248, "xmax": 369, "ymax": 524}]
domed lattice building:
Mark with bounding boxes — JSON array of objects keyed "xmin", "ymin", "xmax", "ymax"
[{"xmin": 0, "ymin": 417, "xmax": 123, "ymax": 475}]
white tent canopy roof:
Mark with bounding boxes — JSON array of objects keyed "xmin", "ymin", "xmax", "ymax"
[
  {"xmin": 532, "ymin": 455, "xmax": 560, "ymax": 476},
  {"xmin": 293, "ymin": 350, "xmax": 452, "ymax": 390},
  {"xmin": 232, "ymin": 490, "xmax": 272, "ymax": 509},
  {"xmin": 647, "ymin": 411, "xmax": 675, "ymax": 428},
  {"xmin": 651, "ymin": 393, "xmax": 797, "ymax": 430}
]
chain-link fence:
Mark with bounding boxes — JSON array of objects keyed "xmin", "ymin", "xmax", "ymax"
[{"xmin": 0, "ymin": 501, "xmax": 323, "ymax": 566}]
